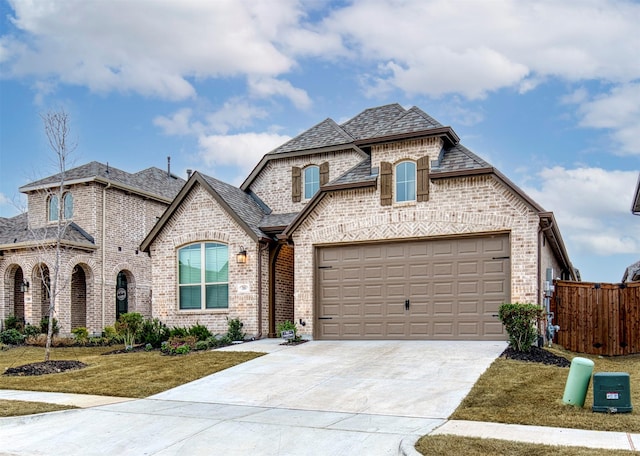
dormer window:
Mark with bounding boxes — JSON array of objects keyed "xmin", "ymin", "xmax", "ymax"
[
  {"xmin": 395, "ymin": 161, "xmax": 416, "ymax": 203},
  {"xmin": 48, "ymin": 192, "xmax": 74, "ymax": 221},
  {"xmin": 304, "ymin": 165, "xmax": 320, "ymax": 199}
]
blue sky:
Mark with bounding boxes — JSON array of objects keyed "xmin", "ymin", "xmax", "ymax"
[{"xmin": 1, "ymin": 0, "xmax": 639, "ymax": 283}]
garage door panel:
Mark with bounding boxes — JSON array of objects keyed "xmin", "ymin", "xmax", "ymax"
[{"xmin": 316, "ymin": 235, "xmax": 509, "ymax": 340}]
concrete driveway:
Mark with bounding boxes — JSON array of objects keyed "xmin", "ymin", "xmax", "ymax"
[{"xmin": 0, "ymin": 340, "xmax": 504, "ymax": 455}]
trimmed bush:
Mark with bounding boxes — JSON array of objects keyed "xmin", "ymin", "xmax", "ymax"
[
  {"xmin": 40, "ymin": 317, "xmax": 59, "ymax": 336},
  {"xmin": 4, "ymin": 315, "xmax": 24, "ymax": 332},
  {"xmin": 0, "ymin": 329, "xmax": 24, "ymax": 345},
  {"xmin": 23, "ymin": 324, "xmax": 41, "ymax": 339},
  {"xmin": 498, "ymin": 303, "xmax": 545, "ymax": 352},
  {"xmin": 71, "ymin": 327, "xmax": 89, "ymax": 345},
  {"xmin": 226, "ymin": 318, "xmax": 245, "ymax": 342},
  {"xmin": 276, "ymin": 320, "xmax": 299, "ymax": 341}
]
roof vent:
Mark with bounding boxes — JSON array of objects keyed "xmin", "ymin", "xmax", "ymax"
[{"xmin": 187, "ymin": 169, "xmax": 193, "ymax": 179}]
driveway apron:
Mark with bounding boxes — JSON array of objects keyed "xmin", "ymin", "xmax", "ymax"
[{"xmin": 0, "ymin": 340, "xmax": 505, "ymax": 455}]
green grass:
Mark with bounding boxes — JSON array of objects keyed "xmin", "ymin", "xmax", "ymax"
[
  {"xmin": 450, "ymin": 346, "xmax": 640, "ymax": 433},
  {"xmin": 416, "ymin": 435, "xmax": 636, "ymax": 455},
  {"xmin": 0, "ymin": 345, "xmax": 262, "ymax": 398}
]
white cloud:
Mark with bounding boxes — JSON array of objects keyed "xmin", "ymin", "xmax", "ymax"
[
  {"xmin": 153, "ymin": 108, "xmax": 196, "ymax": 136},
  {"xmin": 523, "ymin": 167, "xmax": 640, "ymax": 256},
  {"xmin": 248, "ymin": 76, "xmax": 312, "ymax": 110},
  {"xmin": 197, "ymin": 132, "xmax": 291, "ymax": 172},
  {"xmin": 3, "ymin": 0, "xmax": 300, "ymax": 100},
  {"xmin": 575, "ymin": 83, "xmax": 640, "ymax": 155}
]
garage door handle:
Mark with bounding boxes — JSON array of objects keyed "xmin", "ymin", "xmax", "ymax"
[{"xmin": 318, "ymin": 317, "xmax": 333, "ymax": 320}]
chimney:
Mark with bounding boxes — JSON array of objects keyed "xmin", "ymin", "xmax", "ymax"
[{"xmin": 167, "ymin": 156, "xmax": 171, "ymax": 177}]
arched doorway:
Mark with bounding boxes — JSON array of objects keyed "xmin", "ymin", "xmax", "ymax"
[
  {"xmin": 71, "ymin": 266, "xmax": 87, "ymax": 329},
  {"xmin": 116, "ymin": 271, "xmax": 128, "ymax": 319},
  {"xmin": 12, "ymin": 266, "xmax": 26, "ymax": 325}
]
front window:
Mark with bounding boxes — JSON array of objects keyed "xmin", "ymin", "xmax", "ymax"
[
  {"xmin": 178, "ymin": 242, "xmax": 229, "ymax": 310},
  {"xmin": 304, "ymin": 165, "xmax": 320, "ymax": 199},
  {"xmin": 395, "ymin": 161, "xmax": 416, "ymax": 202},
  {"xmin": 48, "ymin": 193, "xmax": 73, "ymax": 221}
]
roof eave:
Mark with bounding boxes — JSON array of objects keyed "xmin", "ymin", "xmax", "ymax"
[
  {"xmin": 0, "ymin": 239, "xmax": 97, "ymax": 253},
  {"xmin": 539, "ymin": 211, "xmax": 577, "ymax": 281},
  {"xmin": 354, "ymin": 126, "xmax": 460, "ymax": 148}
]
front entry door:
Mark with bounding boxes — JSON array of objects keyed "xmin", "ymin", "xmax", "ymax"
[{"xmin": 116, "ymin": 272, "xmax": 128, "ymax": 319}]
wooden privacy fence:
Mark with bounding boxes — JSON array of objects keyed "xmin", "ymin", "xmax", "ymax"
[{"xmin": 551, "ymin": 280, "xmax": 640, "ymax": 356}]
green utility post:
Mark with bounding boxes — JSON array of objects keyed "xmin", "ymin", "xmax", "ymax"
[{"xmin": 562, "ymin": 357, "xmax": 595, "ymax": 407}]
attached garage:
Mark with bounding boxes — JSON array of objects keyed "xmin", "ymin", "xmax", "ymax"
[{"xmin": 315, "ymin": 234, "xmax": 510, "ymax": 340}]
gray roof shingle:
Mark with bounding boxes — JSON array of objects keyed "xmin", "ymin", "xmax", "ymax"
[
  {"xmin": 432, "ymin": 144, "xmax": 491, "ymax": 173},
  {"xmin": 374, "ymin": 106, "xmax": 443, "ymax": 137},
  {"xmin": 201, "ymin": 174, "xmax": 268, "ymax": 239},
  {"xmin": 270, "ymin": 118, "xmax": 354, "ymax": 155},
  {"xmin": 0, "ymin": 213, "xmax": 95, "ymax": 248},
  {"xmin": 340, "ymin": 103, "xmax": 406, "ymax": 139},
  {"xmin": 20, "ymin": 161, "xmax": 185, "ymax": 201}
]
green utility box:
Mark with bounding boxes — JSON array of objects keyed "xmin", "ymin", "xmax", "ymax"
[
  {"xmin": 562, "ymin": 357, "xmax": 594, "ymax": 407},
  {"xmin": 593, "ymin": 372, "xmax": 632, "ymax": 413}
]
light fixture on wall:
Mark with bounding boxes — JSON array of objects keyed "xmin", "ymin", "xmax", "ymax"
[
  {"xmin": 236, "ymin": 247, "xmax": 247, "ymax": 264},
  {"xmin": 20, "ymin": 279, "xmax": 30, "ymax": 293}
]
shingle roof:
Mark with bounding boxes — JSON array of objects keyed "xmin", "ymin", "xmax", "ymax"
[
  {"xmin": 19, "ymin": 161, "xmax": 185, "ymax": 201},
  {"xmin": 0, "ymin": 213, "xmax": 95, "ymax": 249},
  {"xmin": 259, "ymin": 213, "xmax": 298, "ymax": 230},
  {"xmin": 327, "ymin": 156, "xmax": 376, "ymax": 187},
  {"xmin": 340, "ymin": 103, "xmax": 406, "ymax": 139},
  {"xmin": 432, "ymin": 144, "xmax": 491, "ymax": 173},
  {"xmin": 374, "ymin": 106, "xmax": 443, "ymax": 137},
  {"xmin": 201, "ymin": 174, "xmax": 268, "ymax": 239},
  {"xmin": 270, "ymin": 118, "xmax": 354, "ymax": 155}
]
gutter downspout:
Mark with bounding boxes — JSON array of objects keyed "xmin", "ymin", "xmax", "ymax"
[
  {"xmin": 257, "ymin": 242, "xmax": 262, "ymax": 339},
  {"xmin": 101, "ymin": 183, "xmax": 111, "ymax": 330}
]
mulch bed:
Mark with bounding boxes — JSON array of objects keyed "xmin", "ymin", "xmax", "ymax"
[
  {"xmin": 501, "ymin": 346, "xmax": 571, "ymax": 367},
  {"xmin": 4, "ymin": 360, "xmax": 88, "ymax": 376}
]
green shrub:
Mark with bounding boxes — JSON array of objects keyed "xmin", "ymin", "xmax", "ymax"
[
  {"xmin": 40, "ymin": 317, "xmax": 60, "ymax": 336},
  {"xmin": 188, "ymin": 323, "xmax": 212, "ymax": 341},
  {"xmin": 175, "ymin": 344, "xmax": 191, "ymax": 355},
  {"xmin": 205, "ymin": 334, "xmax": 229, "ymax": 349},
  {"xmin": 276, "ymin": 320, "xmax": 300, "ymax": 341},
  {"xmin": 498, "ymin": 303, "xmax": 545, "ymax": 352},
  {"xmin": 226, "ymin": 318, "xmax": 245, "ymax": 342},
  {"xmin": 169, "ymin": 326, "xmax": 189, "ymax": 338},
  {"xmin": 102, "ymin": 326, "xmax": 121, "ymax": 344},
  {"xmin": 71, "ymin": 327, "xmax": 89, "ymax": 345},
  {"xmin": 115, "ymin": 312, "xmax": 144, "ymax": 348},
  {"xmin": 195, "ymin": 340, "xmax": 209, "ymax": 351},
  {"xmin": 4, "ymin": 315, "xmax": 24, "ymax": 332},
  {"xmin": 23, "ymin": 324, "xmax": 41, "ymax": 339},
  {"xmin": 0, "ymin": 329, "xmax": 25, "ymax": 345},
  {"xmin": 140, "ymin": 318, "xmax": 170, "ymax": 348}
]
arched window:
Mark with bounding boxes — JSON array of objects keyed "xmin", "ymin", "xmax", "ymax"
[
  {"xmin": 395, "ymin": 161, "xmax": 416, "ymax": 202},
  {"xmin": 178, "ymin": 242, "xmax": 229, "ymax": 310},
  {"xmin": 48, "ymin": 195, "xmax": 59, "ymax": 222},
  {"xmin": 63, "ymin": 193, "xmax": 73, "ymax": 219},
  {"xmin": 304, "ymin": 165, "xmax": 320, "ymax": 199}
]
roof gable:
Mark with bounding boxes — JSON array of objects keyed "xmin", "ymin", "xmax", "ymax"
[
  {"xmin": 141, "ymin": 172, "xmax": 269, "ymax": 252},
  {"xmin": 374, "ymin": 106, "xmax": 443, "ymax": 137}
]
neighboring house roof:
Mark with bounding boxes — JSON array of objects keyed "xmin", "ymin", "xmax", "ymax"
[
  {"xmin": 622, "ymin": 260, "xmax": 640, "ymax": 282},
  {"xmin": 0, "ymin": 213, "xmax": 96, "ymax": 252},
  {"xmin": 19, "ymin": 161, "xmax": 185, "ymax": 202},
  {"xmin": 140, "ymin": 172, "xmax": 271, "ymax": 252},
  {"xmin": 632, "ymin": 173, "xmax": 640, "ymax": 215}
]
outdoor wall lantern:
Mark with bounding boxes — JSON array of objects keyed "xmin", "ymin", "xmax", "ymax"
[
  {"xmin": 236, "ymin": 247, "xmax": 247, "ymax": 264},
  {"xmin": 20, "ymin": 279, "xmax": 30, "ymax": 293}
]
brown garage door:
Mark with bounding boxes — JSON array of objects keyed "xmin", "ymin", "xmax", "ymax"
[{"xmin": 316, "ymin": 234, "xmax": 510, "ymax": 340}]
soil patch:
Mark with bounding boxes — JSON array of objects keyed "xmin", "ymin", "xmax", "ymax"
[
  {"xmin": 4, "ymin": 360, "xmax": 88, "ymax": 376},
  {"xmin": 501, "ymin": 346, "xmax": 571, "ymax": 367}
]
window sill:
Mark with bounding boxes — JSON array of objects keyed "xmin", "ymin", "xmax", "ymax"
[
  {"xmin": 177, "ymin": 308, "xmax": 229, "ymax": 313},
  {"xmin": 393, "ymin": 200, "xmax": 417, "ymax": 208}
]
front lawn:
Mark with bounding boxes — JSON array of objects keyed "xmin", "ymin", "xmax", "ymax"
[
  {"xmin": 0, "ymin": 345, "xmax": 262, "ymax": 398},
  {"xmin": 451, "ymin": 346, "xmax": 640, "ymax": 433}
]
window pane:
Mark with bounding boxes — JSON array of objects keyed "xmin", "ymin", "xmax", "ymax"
[
  {"xmin": 49, "ymin": 196, "xmax": 58, "ymax": 222},
  {"xmin": 179, "ymin": 286, "xmax": 201, "ymax": 309},
  {"xmin": 205, "ymin": 284, "xmax": 229, "ymax": 309},
  {"xmin": 205, "ymin": 243, "xmax": 228, "ymax": 283},
  {"xmin": 304, "ymin": 166, "xmax": 319, "ymax": 199},
  {"xmin": 179, "ymin": 244, "xmax": 201, "ymax": 284},
  {"xmin": 396, "ymin": 162, "xmax": 416, "ymax": 202},
  {"xmin": 63, "ymin": 193, "xmax": 73, "ymax": 219}
]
